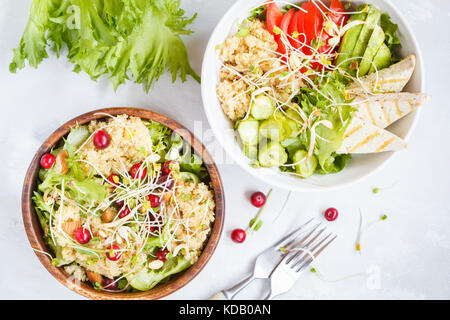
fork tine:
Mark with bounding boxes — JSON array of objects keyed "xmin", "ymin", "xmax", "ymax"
[
  {"xmin": 271, "ymin": 218, "xmax": 315, "ymax": 250},
  {"xmin": 290, "ymin": 233, "xmax": 332, "ymax": 268},
  {"xmin": 286, "ymin": 227, "xmax": 326, "ymax": 265},
  {"xmin": 284, "ymin": 223, "xmax": 321, "ymax": 252},
  {"xmin": 295, "ymin": 235, "xmax": 337, "ymax": 272}
]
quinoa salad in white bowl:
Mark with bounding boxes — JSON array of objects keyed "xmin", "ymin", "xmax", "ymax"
[
  {"xmin": 22, "ymin": 108, "xmax": 224, "ymax": 299},
  {"xmin": 201, "ymin": 0, "xmax": 428, "ymax": 192}
]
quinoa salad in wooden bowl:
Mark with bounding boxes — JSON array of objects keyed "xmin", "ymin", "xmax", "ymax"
[{"xmin": 22, "ymin": 108, "xmax": 224, "ymax": 299}]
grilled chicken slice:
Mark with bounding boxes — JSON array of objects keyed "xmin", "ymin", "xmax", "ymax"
[
  {"xmin": 337, "ymin": 117, "xmax": 407, "ymax": 154},
  {"xmin": 353, "ymin": 92, "xmax": 430, "ymax": 129},
  {"xmin": 347, "ymin": 54, "xmax": 416, "ymax": 95}
]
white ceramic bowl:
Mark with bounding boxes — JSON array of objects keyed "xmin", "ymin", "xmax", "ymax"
[{"xmin": 201, "ymin": 0, "xmax": 425, "ymax": 192}]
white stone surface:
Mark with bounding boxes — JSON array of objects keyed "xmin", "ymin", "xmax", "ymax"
[{"xmin": 0, "ymin": 0, "xmax": 449, "ymax": 300}]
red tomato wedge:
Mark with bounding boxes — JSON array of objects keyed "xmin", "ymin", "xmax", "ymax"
[
  {"xmin": 295, "ymin": 10, "xmax": 307, "ymax": 52},
  {"xmin": 301, "ymin": 2, "xmax": 323, "ymax": 45},
  {"xmin": 329, "ymin": 0, "xmax": 348, "ymax": 26},
  {"xmin": 266, "ymin": 3, "xmax": 283, "ymax": 35},
  {"xmin": 277, "ymin": 8, "xmax": 295, "ymax": 54},
  {"xmin": 288, "ymin": 10, "xmax": 301, "ymax": 49}
]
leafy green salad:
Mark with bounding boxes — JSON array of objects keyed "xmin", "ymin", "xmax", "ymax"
[
  {"xmin": 33, "ymin": 114, "xmax": 215, "ymax": 292},
  {"xmin": 216, "ymin": 1, "xmax": 409, "ymax": 180}
]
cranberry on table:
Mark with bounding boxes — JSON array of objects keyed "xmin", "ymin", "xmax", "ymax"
[
  {"xmin": 231, "ymin": 228, "xmax": 246, "ymax": 243},
  {"xmin": 130, "ymin": 163, "xmax": 147, "ymax": 179},
  {"xmin": 156, "ymin": 248, "xmax": 168, "ymax": 261},
  {"xmin": 40, "ymin": 153, "xmax": 55, "ymax": 169},
  {"xmin": 162, "ymin": 161, "xmax": 180, "ymax": 175},
  {"xmin": 106, "ymin": 245, "xmax": 122, "ymax": 261},
  {"xmin": 324, "ymin": 207, "xmax": 339, "ymax": 221},
  {"xmin": 103, "ymin": 278, "xmax": 118, "ymax": 290},
  {"xmin": 74, "ymin": 228, "xmax": 91, "ymax": 244},
  {"xmin": 118, "ymin": 206, "xmax": 131, "ymax": 218},
  {"xmin": 93, "ymin": 130, "xmax": 111, "ymax": 149},
  {"xmin": 148, "ymin": 194, "xmax": 161, "ymax": 208},
  {"xmin": 157, "ymin": 174, "xmax": 174, "ymax": 189},
  {"xmin": 108, "ymin": 174, "xmax": 120, "ymax": 187},
  {"xmin": 250, "ymin": 192, "xmax": 266, "ymax": 208}
]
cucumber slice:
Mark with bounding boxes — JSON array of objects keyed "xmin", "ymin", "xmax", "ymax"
[
  {"xmin": 180, "ymin": 172, "xmax": 199, "ymax": 184},
  {"xmin": 293, "ymin": 150, "xmax": 318, "ymax": 178},
  {"xmin": 237, "ymin": 119, "xmax": 259, "ymax": 145},
  {"xmin": 285, "ymin": 106, "xmax": 302, "ymax": 122},
  {"xmin": 282, "ymin": 117, "xmax": 299, "ymax": 138},
  {"xmin": 242, "ymin": 144, "xmax": 258, "ymax": 160},
  {"xmin": 251, "ymin": 95, "xmax": 275, "ymax": 120},
  {"xmin": 258, "ymin": 142, "xmax": 288, "ymax": 167},
  {"xmin": 259, "ymin": 119, "xmax": 286, "ymax": 141}
]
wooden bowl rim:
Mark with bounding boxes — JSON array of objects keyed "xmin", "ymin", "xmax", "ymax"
[{"xmin": 21, "ymin": 107, "xmax": 225, "ymax": 300}]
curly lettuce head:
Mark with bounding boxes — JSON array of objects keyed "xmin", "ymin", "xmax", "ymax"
[{"xmin": 10, "ymin": 0, "xmax": 200, "ymax": 92}]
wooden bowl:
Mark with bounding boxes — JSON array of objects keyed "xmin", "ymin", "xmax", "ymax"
[{"xmin": 22, "ymin": 107, "xmax": 225, "ymax": 300}]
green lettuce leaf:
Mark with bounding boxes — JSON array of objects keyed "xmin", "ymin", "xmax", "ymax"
[
  {"xmin": 10, "ymin": 0, "xmax": 199, "ymax": 91},
  {"xmin": 292, "ymin": 73, "xmax": 355, "ymax": 174},
  {"xmin": 380, "ymin": 13, "xmax": 401, "ymax": 52},
  {"xmin": 178, "ymin": 149, "xmax": 208, "ymax": 180},
  {"xmin": 127, "ymin": 255, "xmax": 191, "ymax": 291}
]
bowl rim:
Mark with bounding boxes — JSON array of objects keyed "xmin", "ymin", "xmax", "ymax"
[
  {"xmin": 21, "ymin": 107, "xmax": 225, "ymax": 300},
  {"xmin": 201, "ymin": 0, "xmax": 425, "ymax": 192}
]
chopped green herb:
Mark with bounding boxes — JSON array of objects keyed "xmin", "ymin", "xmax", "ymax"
[
  {"xmin": 236, "ymin": 20, "xmax": 250, "ymax": 37},
  {"xmin": 372, "ymin": 187, "xmax": 380, "ymax": 194},
  {"xmin": 380, "ymin": 214, "xmax": 388, "ymax": 221},
  {"xmin": 280, "ymin": 246, "xmax": 289, "ymax": 253},
  {"xmin": 249, "ymin": 218, "xmax": 263, "ymax": 231},
  {"xmin": 273, "ymin": 26, "xmax": 282, "ymax": 35},
  {"xmin": 93, "ymin": 282, "xmax": 103, "ymax": 291}
]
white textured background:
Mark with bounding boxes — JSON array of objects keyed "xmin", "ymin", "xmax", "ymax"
[{"xmin": 0, "ymin": 0, "xmax": 449, "ymax": 300}]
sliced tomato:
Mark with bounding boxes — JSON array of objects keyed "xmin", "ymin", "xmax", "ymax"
[
  {"xmin": 295, "ymin": 10, "xmax": 307, "ymax": 52},
  {"xmin": 276, "ymin": 8, "xmax": 295, "ymax": 54},
  {"xmin": 329, "ymin": 0, "xmax": 348, "ymax": 26},
  {"xmin": 287, "ymin": 10, "xmax": 298, "ymax": 48},
  {"xmin": 266, "ymin": 3, "xmax": 283, "ymax": 35},
  {"xmin": 301, "ymin": 2, "xmax": 323, "ymax": 45}
]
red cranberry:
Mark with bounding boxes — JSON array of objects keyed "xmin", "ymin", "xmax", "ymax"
[
  {"xmin": 40, "ymin": 153, "xmax": 55, "ymax": 169},
  {"xmin": 324, "ymin": 208, "xmax": 339, "ymax": 221},
  {"xmin": 148, "ymin": 194, "xmax": 161, "ymax": 208},
  {"xmin": 108, "ymin": 174, "xmax": 120, "ymax": 187},
  {"xmin": 158, "ymin": 174, "xmax": 174, "ymax": 189},
  {"xmin": 250, "ymin": 192, "xmax": 266, "ymax": 208},
  {"xmin": 74, "ymin": 228, "xmax": 91, "ymax": 244},
  {"xmin": 130, "ymin": 163, "xmax": 147, "ymax": 179},
  {"xmin": 156, "ymin": 248, "xmax": 168, "ymax": 261},
  {"xmin": 103, "ymin": 278, "xmax": 118, "ymax": 290},
  {"xmin": 93, "ymin": 130, "xmax": 111, "ymax": 149},
  {"xmin": 118, "ymin": 206, "xmax": 130, "ymax": 218},
  {"xmin": 115, "ymin": 200, "xmax": 124, "ymax": 207},
  {"xmin": 162, "ymin": 161, "xmax": 180, "ymax": 175},
  {"xmin": 144, "ymin": 224, "xmax": 155, "ymax": 233},
  {"xmin": 106, "ymin": 245, "xmax": 122, "ymax": 261},
  {"xmin": 231, "ymin": 228, "xmax": 246, "ymax": 243}
]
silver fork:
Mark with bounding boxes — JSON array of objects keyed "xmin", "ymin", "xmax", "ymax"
[
  {"xmin": 210, "ymin": 218, "xmax": 314, "ymax": 300},
  {"xmin": 264, "ymin": 224, "xmax": 337, "ymax": 300}
]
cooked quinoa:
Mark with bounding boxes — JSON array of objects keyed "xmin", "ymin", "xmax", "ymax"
[
  {"xmin": 79, "ymin": 115, "xmax": 153, "ymax": 177},
  {"xmin": 217, "ymin": 19, "xmax": 304, "ymax": 122},
  {"xmin": 33, "ymin": 115, "xmax": 216, "ymax": 290}
]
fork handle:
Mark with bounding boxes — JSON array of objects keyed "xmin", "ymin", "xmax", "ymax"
[
  {"xmin": 223, "ymin": 273, "xmax": 255, "ymax": 299},
  {"xmin": 209, "ymin": 273, "xmax": 255, "ymax": 300},
  {"xmin": 209, "ymin": 291, "xmax": 228, "ymax": 300}
]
